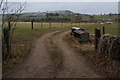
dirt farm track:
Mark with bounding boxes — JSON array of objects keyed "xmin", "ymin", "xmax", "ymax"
[{"xmin": 4, "ymin": 30, "xmax": 102, "ymax": 78}]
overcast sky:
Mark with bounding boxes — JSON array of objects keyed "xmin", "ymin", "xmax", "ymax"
[
  {"xmin": 6, "ymin": 0, "xmax": 119, "ymax": 15},
  {"xmin": 22, "ymin": 2, "xmax": 118, "ymax": 15},
  {"xmin": 8, "ymin": 0, "xmax": 119, "ymax": 2}
]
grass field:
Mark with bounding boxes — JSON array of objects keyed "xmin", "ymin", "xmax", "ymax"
[
  {"xmin": 3, "ymin": 22, "xmax": 118, "ymax": 73},
  {"xmin": 78, "ymin": 23, "xmax": 118, "ymax": 36}
]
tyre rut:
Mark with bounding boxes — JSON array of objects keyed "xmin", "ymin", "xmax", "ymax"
[
  {"xmin": 53, "ymin": 31, "xmax": 101, "ymax": 78},
  {"xmin": 4, "ymin": 31, "xmax": 60, "ymax": 78}
]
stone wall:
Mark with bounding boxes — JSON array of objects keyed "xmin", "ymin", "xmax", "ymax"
[{"xmin": 98, "ymin": 34, "xmax": 120, "ymax": 60}]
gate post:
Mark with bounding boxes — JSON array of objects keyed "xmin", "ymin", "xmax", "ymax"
[
  {"xmin": 103, "ymin": 26, "xmax": 105, "ymax": 35},
  {"xmin": 95, "ymin": 28, "xmax": 101, "ymax": 50},
  {"xmin": 3, "ymin": 28, "xmax": 10, "ymax": 59}
]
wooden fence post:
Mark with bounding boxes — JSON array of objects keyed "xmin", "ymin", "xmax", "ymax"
[
  {"xmin": 103, "ymin": 26, "xmax": 105, "ymax": 34},
  {"xmin": 8, "ymin": 21, "xmax": 11, "ymax": 53},
  {"xmin": 31, "ymin": 20, "xmax": 34, "ymax": 30},
  {"xmin": 8, "ymin": 21, "xmax": 11, "ymax": 31},
  {"xmin": 3, "ymin": 28, "xmax": 10, "ymax": 58},
  {"xmin": 95, "ymin": 28, "xmax": 101, "ymax": 50}
]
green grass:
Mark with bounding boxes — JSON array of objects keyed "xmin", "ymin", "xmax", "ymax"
[
  {"xmin": 94, "ymin": 15, "xmax": 118, "ymax": 21},
  {"xmin": 77, "ymin": 23, "xmax": 118, "ymax": 36},
  {"xmin": 3, "ymin": 22, "xmax": 118, "ymax": 73}
]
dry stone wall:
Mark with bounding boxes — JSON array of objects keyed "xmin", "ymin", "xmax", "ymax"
[{"xmin": 98, "ymin": 34, "xmax": 120, "ymax": 60}]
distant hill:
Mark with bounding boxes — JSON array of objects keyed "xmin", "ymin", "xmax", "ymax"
[
  {"xmin": 21, "ymin": 10, "xmax": 82, "ymax": 17},
  {"xmin": 1, "ymin": 10, "xmax": 117, "ymax": 22}
]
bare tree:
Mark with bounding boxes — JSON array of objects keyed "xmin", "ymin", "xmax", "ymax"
[{"xmin": 0, "ymin": 0, "xmax": 26, "ymax": 60}]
